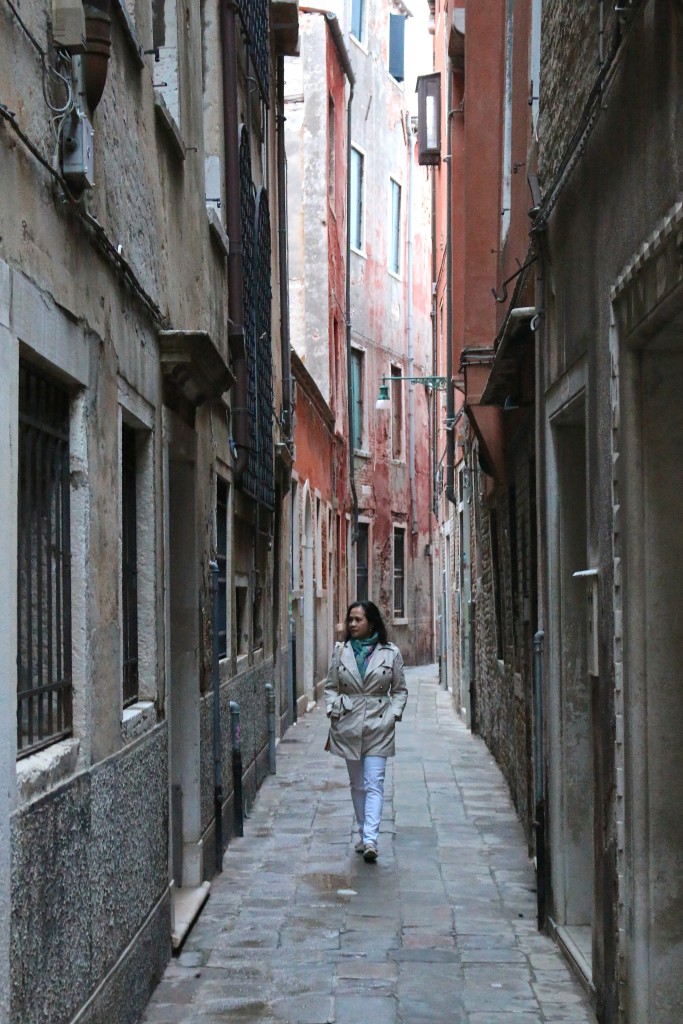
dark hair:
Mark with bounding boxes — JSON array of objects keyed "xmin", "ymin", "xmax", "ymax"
[{"xmin": 344, "ymin": 601, "xmax": 388, "ymax": 644}]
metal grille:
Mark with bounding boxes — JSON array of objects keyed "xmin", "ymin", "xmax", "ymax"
[
  {"xmin": 121, "ymin": 425, "xmax": 139, "ymax": 706},
  {"xmin": 17, "ymin": 361, "xmax": 72, "ymax": 758},
  {"xmin": 254, "ymin": 188, "xmax": 275, "ymax": 509},
  {"xmin": 236, "ymin": 0, "xmax": 270, "ymax": 105},
  {"xmin": 239, "ymin": 127, "xmax": 275, "ymax": 510},
  {"xmin": 240, "ymin": 126, "xmax": 258, "ymax": 502},
  {"xmin": 393, "ymin": 528, "xmax": 405, "ymax": 617}
]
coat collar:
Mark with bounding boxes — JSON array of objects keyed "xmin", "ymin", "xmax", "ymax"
[{"xmin": 340, "ymin": 639, "xmax": 389, "ymax": 684}]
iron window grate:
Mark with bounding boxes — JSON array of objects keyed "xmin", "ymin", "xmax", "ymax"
[
  {"xmin": 236, "ymin": 0, "xmax": 270, "ymax": 105},
  {"xmin": 239, "ymin": 127, "xmax": 275, "ymax": 510},
  {"xmin": 17, "ymin": 361, "xmax": 73, "ymax": 758}
]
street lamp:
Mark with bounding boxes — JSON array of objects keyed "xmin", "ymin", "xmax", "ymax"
[{"xmin": 375, "ymin": 374, "xmax": 449, "ymax": 409}]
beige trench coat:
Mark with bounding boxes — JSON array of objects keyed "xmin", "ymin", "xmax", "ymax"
[{"xmin": 324, "ymin": 640, "xmax": 408, "ymax": 760}]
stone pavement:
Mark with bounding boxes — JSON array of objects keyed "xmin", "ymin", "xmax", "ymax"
[{"xmin": 140, "ymin": 666, "xmax": 597, "ymax": 1024}]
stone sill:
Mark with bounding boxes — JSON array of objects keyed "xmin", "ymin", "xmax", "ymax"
[
  {"xmin": 112, "ymin": 0, "xmax": 145, "ymax": 68},
  {"xmin": 353, "ymin": 448, "xmax": 371, "ymax": 459},
  {"xmin": 172, "ymin": 881, "xmax": 211, "ymax": 950},
  {"xmin": 122, "ymin": 700, "xmax": 157, "ymax": 743},
  {"xmin": 16, "ymin": 737, "xmax": 80, "ymax": 806},
  {"xmin": 207, "ymin": 208, "xmax": 229, "ymax": 257},
  {"xmin": 154, "ymin": 91, "xmax": 186, "ymax": 161}
]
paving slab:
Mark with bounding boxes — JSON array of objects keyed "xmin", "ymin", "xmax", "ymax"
[{"xmin": 139, "ymin": 667, "xmax": 597, "ymax": 1024}]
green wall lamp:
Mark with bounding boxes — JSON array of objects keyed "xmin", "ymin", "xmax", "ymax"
[{"xmin": 375, "ymin": 375, "xmax": 449, "ymax": 409}]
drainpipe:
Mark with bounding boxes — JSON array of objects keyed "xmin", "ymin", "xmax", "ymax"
[
  {"xmin": 220, "ymin": 0, "xmax": 249, "ymax": 482},
  {"xmin": 209, "ymin": 561, "xmax": 223, "ymax": 873},
  {"xmin": 322, "ymin": 15, "xmax": 359, "ymax": 541},
  {"xmin": 277, "ymin": 51, "xmax": 296, "ymax": 724},
  {"xmin": 445, "ymin": 65, "xmax": 457, "ymax": 508},
  {"xmin": 406, "ymin": 115, "xmax": 418, "ymax": 540},
  {"xmin": 533, "ymin": 629, "xmax": 546, "ymax": 927},
  {"xmin": 276, "ymin": 56, "xmax": 293, "ymax": 450}
]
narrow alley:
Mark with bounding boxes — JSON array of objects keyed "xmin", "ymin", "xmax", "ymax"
[{"xmin": 141, "ymin": 668, "xmax": 596, "ymax": 1024}]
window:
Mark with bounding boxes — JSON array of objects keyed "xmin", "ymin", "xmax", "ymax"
[
  {"xmin": 121, "ymin": 424, "xmax": 139, "ymax": 706},
  {"xmin": 356, "ymin": 521, "xmax": 369, "ymax": 602},
  {"xmin": 152, "ymin": 0, "xmax": 180, "ymax": 127},
  {"xmin": 351, "ymin": 0, "xmax": 365, "ymax": 44},
  {"xmin": 216, "ymin": 477, "xmax": 228, "ymax": 659},
  {"xmin": 391, "ymin": 364, "xmax": 403, "ymax": 459},
  {"xmin": 328, "ymin": 95, "xmax": 336, "ymax": 208},
  {"xmin": 350, "ymin": 146, "xmax": 365, "ymax": 252},
  {"xmin": 393, "ymin": 527, "xmax": 406, "ymax": 617},
  {"xmin": 17, "ymin": 361, "xmax": 72, "ymax": 758},
  {"xmin": 389, "ymin": 178, "xmax": 401, "ymax": 274},
  {"xmin": 350, "ymin": 348, "xmax": 364, "ymax": 449},
  {"xmin": 234, "ymin": 515, "xmax": 252, "ymax": 656},
  {"xmin": 388, "ymin": 14, "xmax": 406, "ymax": 83}
]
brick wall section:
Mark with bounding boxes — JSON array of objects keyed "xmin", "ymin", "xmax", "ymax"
[
  {"xmin": 471, "ymin": 429, "xmax": 536, "ymax": 847},
  {"xmin": 537, "ymin": 1, "xmax": 619, "ymax": 189}
]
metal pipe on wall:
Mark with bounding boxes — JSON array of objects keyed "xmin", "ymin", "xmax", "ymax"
[
  {"xmin": 406, "ymin": 115, "xmax": 418, "ymax": 541},
  {"xmin": 533, "ymin": 629, "xmax": 546, "ymax": 928},
  {"xmin": 210, "ymin": 561, "xmax": 224, "ymax": 873},
  {"xmin": 445, "ymin": 65, "xmax": 457, "ymax": 510}
]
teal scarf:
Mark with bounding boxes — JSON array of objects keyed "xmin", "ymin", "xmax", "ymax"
[{"xmin": 351, "ymin": 633, "xmax": 379, "ymax": 680}]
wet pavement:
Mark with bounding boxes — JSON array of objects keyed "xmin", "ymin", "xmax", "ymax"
[{"xmin": 140, "ymin": 666, "xmax": 597, "ymax": 1023}]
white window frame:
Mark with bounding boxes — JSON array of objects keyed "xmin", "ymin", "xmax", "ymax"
[
  {"xmin": 350, "ymin": 343, "xmax": 367, "ymax": 453},
  {"xmin": 350, "ymin": 144, "xmax": 367, "ymax": 255},
  {"xmin": 389, "ymin": 176, "xmax": 402, "ymax": 277},
  {"xmin": 118, "ymin": 392, "xmax": 157, "ymax": 730},
  {"xmin": 350, "ymin": 0, "xmax": 367, "ymax": 48}
]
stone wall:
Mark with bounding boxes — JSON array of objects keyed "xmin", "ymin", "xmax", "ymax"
[
  {"xmin": 11, "ymin": 728, "xmax": 169, "ymax": 1024},
  {"xmin": 471, "ymin": 427, "xmax": 536, "ymax": 848}
]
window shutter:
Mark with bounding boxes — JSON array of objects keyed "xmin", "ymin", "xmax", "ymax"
[{"xmin": 389, "ymin": 14, "xmax": 405, "ymax": 83}]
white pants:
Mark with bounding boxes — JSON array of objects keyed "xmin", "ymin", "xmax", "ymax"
[{"xmin": 346, "ymin": 755, "xmax": 387, "ymax": 847}]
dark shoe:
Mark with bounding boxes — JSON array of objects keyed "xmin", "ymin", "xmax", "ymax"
[
  {"xmin": 363, "ymin": 843, "xmax": 378, "ymax": 862},
  {"xmin": 355, "ymin": 839, "xmax": 365, "ymax": 854}
]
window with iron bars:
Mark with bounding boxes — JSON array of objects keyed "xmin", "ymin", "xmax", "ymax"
[
  {"xmin": 356, "ymin": 522, "xmax": 369, "ymax": 603},
  {"xmin": 235, "ymin": 0, "xmax": 270, "ymax": 104},
  {"xmin": 17, "ymin": 361, "xmax": 73, "ymax": 758},
  {"xmin": 393, "ymin": 526, "xmax": 406, "ymax": 617},
  {"xmin": 239, "ymin": 125, "xmax": 275, "ymax": 510}
]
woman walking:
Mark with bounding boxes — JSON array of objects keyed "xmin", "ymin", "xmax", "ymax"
[{"xmin": 324, "ymin": 601, "xmax": 408, "ymax": 862}]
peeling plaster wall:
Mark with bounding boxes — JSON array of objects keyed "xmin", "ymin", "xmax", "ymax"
[{"xmin": 344, "ymin": 0, "xmax": 434, "ymax": 662}]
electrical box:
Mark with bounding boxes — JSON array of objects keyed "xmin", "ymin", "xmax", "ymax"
[
  {"xmin": 573, "ymin": 568, "xmax": 599, "ymax": 677},
  {"xmin": 62, "ymin": 112, "xmax": 95, "ymax": 190},
  {"xmin": 52, "ymin": 0, "xmax": 87, "ymax": 53}
]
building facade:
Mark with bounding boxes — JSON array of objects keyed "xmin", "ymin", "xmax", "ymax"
[
  {"xmin": 286, "ymin": 9, "xmax": 352, "ymax": 705},
  {"xmin": 287, "ymin": 0, "xmax": 436, "ymax": 689},
  {"xmin": 427, "ymin": 1, "xmax": 683, "ymax": 1021},
  {"xmin": 0, "ymin": 1, "xmax": 297, "ymax": 1022}
]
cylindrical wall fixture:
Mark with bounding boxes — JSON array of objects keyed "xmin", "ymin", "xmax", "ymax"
[{"xmin": 82, "ymin": 0, "xmax": 112, "ymax": 112}]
